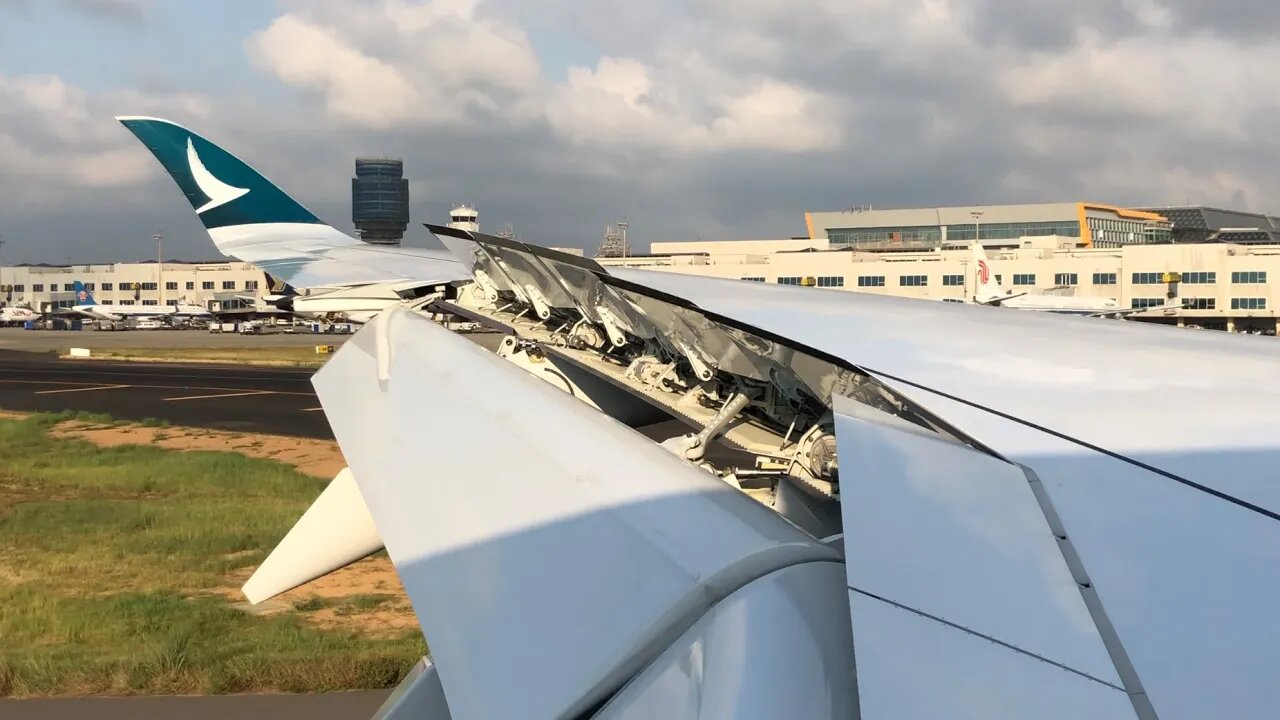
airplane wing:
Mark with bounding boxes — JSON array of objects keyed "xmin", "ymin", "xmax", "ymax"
[
  {"xmin": 115, "ymin": 117, "xmax": 469, "ymax": 290},
  {"xmin": 976, "ymin": 291, "xmax": 1028, "ymax": 305},
  {"xmin": 117, "ymin": 118, "xmax": 1279, "ymax": 719}
]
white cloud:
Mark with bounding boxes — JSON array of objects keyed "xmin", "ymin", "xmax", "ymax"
[
  {"xmin": 546, "ymin": 55, "xmax": 841, "ymax": 154},
  {"xmin": 0, "ymin": 73, "xmax": 210, "ymax": 201},
  {"xmin": 1001, "ymin": 29, "xmax": 1280, "ymax": 139},
  {"xmin": 246, "ymin": 0, "xmax": 540, "ymax": 130},
  {"xmin": 247, "ymin": 16, "xmax": 421, "ymax": 129}
]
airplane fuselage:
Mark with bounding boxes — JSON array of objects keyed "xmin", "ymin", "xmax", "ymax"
[{"xmin": 74, "ymin": 304, "xmax": 211, "ymax": 322}]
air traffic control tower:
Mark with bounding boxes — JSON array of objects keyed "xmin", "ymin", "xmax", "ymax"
[{"xmin": 352, "ymin": 157, "xmax": 409, "ymax": 245}]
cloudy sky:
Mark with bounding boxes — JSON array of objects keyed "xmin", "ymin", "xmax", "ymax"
[{"xmin": 0, "ymin": 0, "xmax": 1276, "ymax": 264}]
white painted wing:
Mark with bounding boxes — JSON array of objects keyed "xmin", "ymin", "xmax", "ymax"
[
  {"xmin": 310, "ymin": 309, "xmax": 837, "ymax": 720},
  {"xmin": 208, "ymin": 223, "xmax": 471, "ymax": 289},
  {"xmin": 602, "ymin": 268, "xmax": 1280, "ymax": 718},
  {"xmin": 612, "ymin": 268, "xmax": 1280, "ymax": 511}
]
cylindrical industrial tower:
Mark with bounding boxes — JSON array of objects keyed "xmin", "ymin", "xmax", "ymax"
[
  {"xmin": 448, "ymin": 204, "xmax": 479, "ymax": 233},
  {"xmin": 352, "ymin": 158, "xmax": 409, "ymax": 246}
]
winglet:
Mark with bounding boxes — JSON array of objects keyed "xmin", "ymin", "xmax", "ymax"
[{"xmin": 116, "ymin": 116, "xmax": 324, "ymax": 233}]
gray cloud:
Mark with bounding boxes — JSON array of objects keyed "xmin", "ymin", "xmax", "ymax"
[
  {"xmin": 1, "ymin": 0, "xmax": 1279, "ymax": 265},
  {"xmin": 57, "ymin": 0, "xmax": 147, "ymax": 24}
]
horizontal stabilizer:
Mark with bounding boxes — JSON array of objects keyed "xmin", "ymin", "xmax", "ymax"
[{"xmin": 242, "ymin": 467, "xmax": 382, "ymax": 604}]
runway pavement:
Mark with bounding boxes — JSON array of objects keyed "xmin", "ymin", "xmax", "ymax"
[
  {"xmin": 0, "ymin": 690, "xmax": 390, "ymax": 720},
  {"xmin": 0, "ymin": 350, "xmax": 332, "ymax": 438},
  {"xmin": 0, "ymin": 326, "xmax": 352, "ymax": 353}
]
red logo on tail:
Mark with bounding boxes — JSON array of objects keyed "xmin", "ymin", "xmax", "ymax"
[{"xmin": 977, "ymin": 260, "xmax": 990, "ymax": 284}]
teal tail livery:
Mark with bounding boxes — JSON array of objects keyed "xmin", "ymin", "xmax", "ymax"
[
  {"xmin": 116, "ymin": 117, "xmax": 323, "ymax": 231},
  {"xmin": 72, "ymin": 281, "xmax": 96, "ymax": 306},
  {"xmin": 115, "ymin": 116, "xmax": 467, "ymax": 289}
]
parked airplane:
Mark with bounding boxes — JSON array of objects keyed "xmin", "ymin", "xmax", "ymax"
[
  {"xmin": 0, "ymin": 305, "xmax": 38, "ymax": 324},
  {"xmin": 970, "ymin": 241, "xmax": 1148, "ymax": 315},
  {"xmin": 119, "ymin": 115, "xmax": 1280, "ymax": 720},
  {"xmin": 66, "ymin": 281, "xmax": 212, "ymax": 321}
]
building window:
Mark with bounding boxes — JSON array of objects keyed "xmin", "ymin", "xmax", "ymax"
[
  {"xmin": 899, "ymin": 275, "xmax": 928, "ymax": 287},
  {"xmin": 1232, "ymin": 271, "xmax": 1267, "ymax": 284},
  {"xmin": 32, "ymin": 284, "xmax": 43, "ymax": 292},
  {"xmin": 948, "ymin": 220, "xmax": 1082, "ymax": 243},
  {"xmin": 100, "ymin": 300, "xmax": 113, "ymax": 305},
  {"xmin": 85, "ymin": 283, "xmax": 95, "ymax": 291},
  {"xmin": 166, "ymin": 299, "xmax": 178, "ymax": 306},
  {"xmin": 1012, "ymin": 274, "xmax": 1036, "ymax": 286},
  {"xmin": 63, "ymin": 283, "xmax": 76, "ymax": 291},
  {"xmin": 165, "ymin": 281, "xmax": 179, "ymax": 290},
  {"xmin": 816, "ymin": 276, "xmax": 845, "ymax": 288},
  {"xmin": 777, "ymin": 276, "xmax": 803, "ymax": 286},
  {"xmin": 942, "ymin": 274, "xmax": 964, "ymax": 286},
  {"xmin": 185, "ymin": 281, "xmax": 195, "ymax": 290},
  {"xmin": 222, "ymin": 281, "xmax": 237, "ymax": 290},
  {"xmin": 741, "ymin": 276, "xmax": 765, "ymax": 282},
  {"xmin": 1054, "ymin": 273, "xmax": 1078, "ymax": 286},
  {"xmin": 857, "ymin": 275, "xmax": 886, "ymax": 287},
  {"xmin": 1092, "ymin": 273, "xmax": 1116, "ymax": 285},
  {"xmin": 1131, "ymin": 298, "xmax": 1164, "ymax": 309},
  {"xmin": 1231, "ymin": 297, "xmax": 1267, "ymax": 310},
  {"xmin": 245, "ymin": 280, "xmax": 260, "ymax": 290},
  {"xmin": 119, "ymin": 300, "xmax": 135, "ymax": 306},
  {"xmin": 1182, "ymin": 271, "xmax": 1216, "ymax": 284},
  {"xmin": 828, "ymin": 225, "xmax": 942, "ymax": 247},
  {"xmin": 1183, "ymin": 298, "xmax": 1216, "ymax": 310},
  {"xmin": 141, "ymin": 299, "xmax": 158, "ymax": 306},
  {"xmin": 101, "ymin": 282, "xmax": 113, "ymax": 291},
  {"xmin": 139, "ymin": 282, "xmax": 157, "ymax": 291},
  {"xmin": 1132, "ymin": 272, "xmax": 1163, "ymax": 284},
  {"xmin": 12, "ymin": 284, "xmax": 23, "ymax": 292},
  {"xmin": 202, "ymin": 281, "xmax": 215, "ymax": 290}
]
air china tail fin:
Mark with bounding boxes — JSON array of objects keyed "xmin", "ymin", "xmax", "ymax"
[
  {"xmin": 971, "ymin": 241, "xmax": 1008, "ymax": 304},
  {"xmin": 115, "ymin": 116, "xmax": 352, "ymax": 257},
  {"xmin": 72, "ymin": 281, "xmax": 95, "ymax": 306}
]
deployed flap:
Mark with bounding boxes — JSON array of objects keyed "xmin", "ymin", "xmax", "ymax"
[
  {"xmin": 868, "ymin": 379, "xmax": 1280, "ymax": 720},
  {"xmin": 311, "ymin": 309, "xmax": 835, "ymax": 720},
  {"xmin": 832, "ymin": 395, "xmax": 1135, "ymax": 717},
  {"xmin": 372, "ymin": 657, "xmax": 453, "ymax": 720}
]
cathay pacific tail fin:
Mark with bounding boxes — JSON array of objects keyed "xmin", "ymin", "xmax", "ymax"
[{"xmin": 115, "ymin": 116, "xmax": 470, "ymax": 290}]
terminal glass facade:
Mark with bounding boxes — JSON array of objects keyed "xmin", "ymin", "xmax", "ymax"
[
  {"xmin": 829, "ymin": 220, "xmax": 1081, "ymax": 248},
  {"xmin": 948, "ymin": 221, "xmax": 1080, "ymax": 243},
  {"xmin": 828, "ymin": 226, "xmax": 941, "ymax": 247}
]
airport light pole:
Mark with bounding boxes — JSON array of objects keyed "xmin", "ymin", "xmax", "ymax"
[
  {"xmin": 970, "ymin": 210, "xmax": 983, "ymax": 244},
  {"xmin": 0, "ymin": 233, "xmax": 6, "ymax": 306},
  {"xmin": 154, "ymin": 230, "xmax": 163, "ymax": 307}
]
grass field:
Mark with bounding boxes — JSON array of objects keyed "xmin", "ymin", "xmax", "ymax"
[
  {"xmin": 82, "ymin": 347, "xmax": 333, "ymax": 368},
  {"xmin": 0, "ymin": 412, "xmax": 423, "ymax": 697}
]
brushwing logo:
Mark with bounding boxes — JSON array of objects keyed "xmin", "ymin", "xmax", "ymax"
[
  {"xmin": 977, "ymin": 259, "xmax": 990, "ymax": 284},
  {"xmin": 186, "ymin": 137, "xmax": 249, "ymax": 214}
]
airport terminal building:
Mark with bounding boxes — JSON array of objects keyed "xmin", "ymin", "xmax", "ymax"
[
  {"xmin": 601, "ymin": 211, "xmax": 1280, "ymax": 333},
  {"xmin": 0, "ymin": 261, "xmax": 268, "ymax": 313},
  {"xmin": 805, "ymin": 203, "xmax": 1173, "ymax": 250}
]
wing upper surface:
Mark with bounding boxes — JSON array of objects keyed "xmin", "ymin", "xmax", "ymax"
[{"xmin": 612, "ymin": 268, "xmax": 1280, "ymax": 512}]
